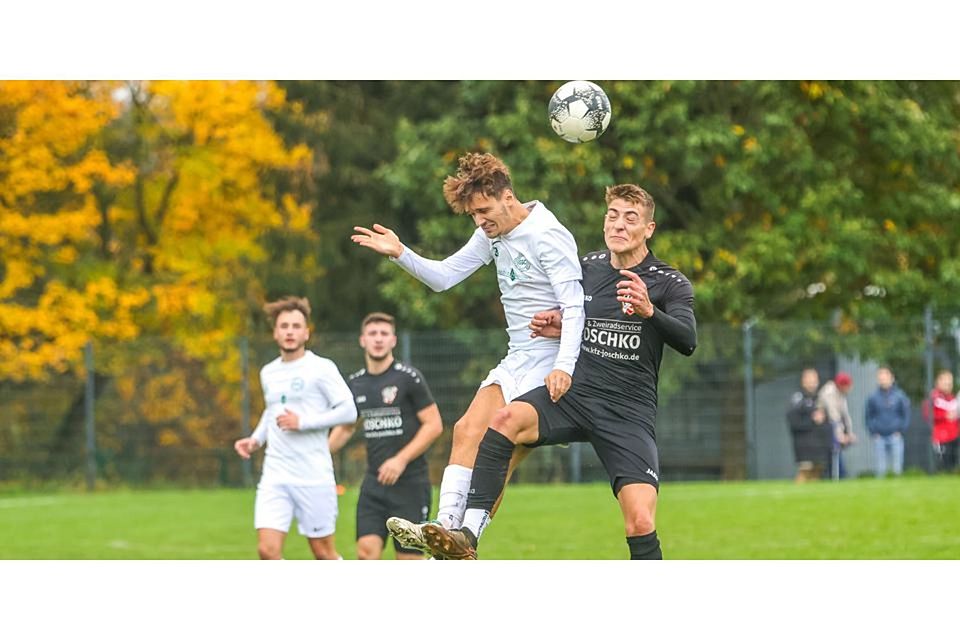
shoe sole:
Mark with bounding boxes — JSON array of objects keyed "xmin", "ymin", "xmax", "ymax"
[
  {"xmin": 385, "ymin": 517, "xmax": 432, "ymax": 554},
  {"xmin": 421, "ymin": 523, "xmax": 477, "ymax": 560}
]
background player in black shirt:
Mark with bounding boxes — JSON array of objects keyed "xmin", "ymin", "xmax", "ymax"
[
  {"xmin": 329, "ymin": 312, "xmax": 443, "ymax": 559},
  {"xmin": 422, "ymin": 184, "xmax": 697, "ymax": 559}
]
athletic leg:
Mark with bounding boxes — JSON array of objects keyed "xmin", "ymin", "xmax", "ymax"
[
  {"xmin": 254, "ymin": 484, "xmax": 294, "ymax": 560},
  {"xmin": 356, "ymin": 534, "xmax": 384, "ymax": 560},
  {"xmin": 617, "ymin": 482, "xmax": 661, "ymax": 560},
  {"xmin": 306, "ymin": 535, "xmax": 339, "ymax": 559},
  {"xmin": 490, "ymin": 446, "xmax": 532, "ymax": 517},
  {"xmin": 294, "ymin": 485, "xmax": 340, "ymax": 559},
  {"xmin": 257, "ymin": 528, "xmax": 286, "ymax": 560},
  {"xmin": 435, "ymin": 384, "xmax": 505, "ymax": 529},
  {"xmin": 423, "ymin": 401, "xmax": 541, "ymax": 559}
]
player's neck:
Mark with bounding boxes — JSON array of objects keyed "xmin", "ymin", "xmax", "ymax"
[
  {"xmin": 610, "ymin": 244, "xmax": 649, "ymax": 270},
  {"xmin": 279, "ymin": 347, "xmax": 307, "ymax": 363},
  {"xmin": 365, "ymin": 354, "xmax": 395, "ymax": 375},
  {"xmin": 500, "ymin": 202, "xmax": 532, "ymax": 235}
]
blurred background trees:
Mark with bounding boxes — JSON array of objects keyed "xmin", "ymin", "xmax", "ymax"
[{"xmin": 2, "ymin": 80, "xmax": 960, "ymax": 479}]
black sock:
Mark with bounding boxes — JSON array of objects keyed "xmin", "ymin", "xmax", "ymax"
[
  {"xmin": 627, "ymin": 531, "xmax": 662, "ymax": 560},
  {"xmin": 465, "ymin": 429, "xmax": 515, "ymax": 513}
]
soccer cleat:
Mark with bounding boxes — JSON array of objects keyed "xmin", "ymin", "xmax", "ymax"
[
  {"xmin": 421, "ymin": 523, "xmax": 477, "ymax": 560},
  {"xmin": 386, "ymin": 517, "xmax": 433, "ymax": 555}
]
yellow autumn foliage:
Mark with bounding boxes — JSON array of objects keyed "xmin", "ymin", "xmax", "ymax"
[{"xmin": 1, "ymin": 80, "xmax": 313, "ymax": 453}]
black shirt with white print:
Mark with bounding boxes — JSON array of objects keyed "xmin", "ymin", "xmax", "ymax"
[
  {"xmin": 572, "ymin": 249, "xmax": 697, "ymax": 428},
  {"xmin": 347, "ymin": 361, "xmax": 436, "ymax": 485}
]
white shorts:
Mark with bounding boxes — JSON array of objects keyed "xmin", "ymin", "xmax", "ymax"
[
  {"xmin": 254, "ymin": 483, "xmax": 338, "ymax": 538},
  {"xmin": 479, "ymin": 347, "xmax": 557, "ymax": 403}
]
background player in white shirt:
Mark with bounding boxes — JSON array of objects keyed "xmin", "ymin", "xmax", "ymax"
[
  {"xmin": 351, "ymin": 152, "xmax": 584, "ymax": 552},
  {"xmin": 234, "ymin": 296, "xmax": 358, "ymax": 559}
]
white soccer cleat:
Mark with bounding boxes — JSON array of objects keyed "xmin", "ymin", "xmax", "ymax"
[{"xmin": 386, "ymin": 516, "xmax": 433, "ymax": 555}]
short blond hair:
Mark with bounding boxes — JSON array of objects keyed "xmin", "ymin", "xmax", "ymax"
[
  {"xmin": 605, "ymin": 184, "xmax": 655, "ymax": 221},
  {"xmin": 442, "ymin": 152, "xmax": 515, "ymax": 215},
  {"xmin": 263, "ymin": 296, "xmax": 311, "ymax": 328}
]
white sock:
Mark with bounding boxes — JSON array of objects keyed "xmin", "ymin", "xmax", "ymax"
[
  {"xmin": 436, "ymin": 464, "xmax": 473, "ymax": 529},
  {"xmin": 461, "ymin": 508, "xmax": 491, "ymax": 540}
]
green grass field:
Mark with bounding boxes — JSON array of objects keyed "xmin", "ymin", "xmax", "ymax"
[{"xmin": 2, "ymin": 476, "xmax": 958, "ymax": 559}]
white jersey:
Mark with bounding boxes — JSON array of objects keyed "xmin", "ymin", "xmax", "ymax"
[
  {"xmin": 251, "ymin": 350, "xmax": 357, "ymax": 487},
  {"xmin": 393, "ymin": 200, "xmax": 584, "ymax": 373}
]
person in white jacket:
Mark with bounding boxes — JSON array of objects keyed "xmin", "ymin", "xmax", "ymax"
[
  {"xmin": 234, "ymin": 296, "xmax": 357, "ymax": 559},
  {"xmin": 352, "ymin": 152, "xmax": 584, "ymax": 553}
]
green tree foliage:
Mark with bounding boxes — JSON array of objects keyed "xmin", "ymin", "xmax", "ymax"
[{"xmin": 372, "ymin": 81, "xmax": 960, "ymax": 332}]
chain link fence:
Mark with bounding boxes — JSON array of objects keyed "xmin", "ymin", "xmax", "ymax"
[{"xmin": 3, "ymin": 311, "xmax": 960, "ymax": 490}]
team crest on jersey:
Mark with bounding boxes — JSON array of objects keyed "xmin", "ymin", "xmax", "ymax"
[
  {"xmin": 622, "ymin": 302, "xmax": 636, "ymax": 316},
  {"xmin": 291, "ymin": 377, "xmax": 304, "ymax": 391},
  {"xmin": 381, "ymin": 385, "xmax": 399, "ymax": 405}
]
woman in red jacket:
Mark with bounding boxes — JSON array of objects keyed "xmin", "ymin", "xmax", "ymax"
[{"xmin": 924, "ymin": 370, "xmax": 959, "ymax": 472}]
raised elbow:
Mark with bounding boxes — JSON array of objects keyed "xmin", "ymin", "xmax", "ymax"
[{"xmin": 680, "ymin": 333, "xmax": 698, "ymax": 357}]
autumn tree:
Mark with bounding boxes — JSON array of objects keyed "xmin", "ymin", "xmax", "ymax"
[{"xmin": 0, "ymin": 80, "xmax": 312, "ymax": 481}]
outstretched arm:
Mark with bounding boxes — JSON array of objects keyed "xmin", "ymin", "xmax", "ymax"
[{"xmin": 352, "ymin": 224, "xmax": 490, "ymax": 292}]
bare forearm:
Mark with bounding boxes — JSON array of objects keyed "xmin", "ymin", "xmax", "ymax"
[{"xmin": 395, "ymin": 420, "xmax": 442, "ymax": 464}]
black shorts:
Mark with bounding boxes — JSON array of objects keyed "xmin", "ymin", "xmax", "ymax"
[
  {"xmin": 356, "ymin": 476, "xmax": 432, "ymax": 554},
  {"xmin": 516, "ymin": 385, "xmax": 660, "ymax": 495}
]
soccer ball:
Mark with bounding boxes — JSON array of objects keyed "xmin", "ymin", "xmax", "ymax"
[{"xmin": 548, "ymin": 80, "xmax": 612, "ymax": 143}]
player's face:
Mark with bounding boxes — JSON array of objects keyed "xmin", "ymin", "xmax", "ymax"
[
  {"xmin": 273, "ymin": 310, "xmax": 309, "ymax": 354},
  {"xmin": 603, "ymin": 198, "xmax": 655, "ymax": 254},
  {"xmin": 359, "ymin": 321, "xmax": 397, "ymax": 361},
  {"xmin": 801, "ymin": 370, "xmax": 819, "ymax": 393},
  {"xmin": 468, "ymin": 191, "xmax": 516, "ymax": 238}
]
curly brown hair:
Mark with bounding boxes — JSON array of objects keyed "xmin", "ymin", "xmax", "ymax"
[
  {"xmin": 605, "ymin": 184, "xmax": 656, "ymax": 221},
  {"xmin": 442, "ymin": 152, "xmax": 515, "ymax": 215},
  {"xmin": 263, "ymin": 296, "xmax": 312, "ymax": 328}
]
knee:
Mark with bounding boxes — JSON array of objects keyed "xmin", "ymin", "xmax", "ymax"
[
  {"xmin": 490, "ymin": 406, "xmax": 522, "ymax": 440},
  {"xmin": 452, "ymin": 417, "xmax": 485, "ymax": 443},
  {"xmin": 624, "ymin": 510, "xmax": 656, "ymax": 537},
  {"xmin": 356, "ymin": 542, "xmax": 381, "ymax": 560},
  {"xmin": 258, "ymin": 542, "xmax": 282, "ymax": 560}
]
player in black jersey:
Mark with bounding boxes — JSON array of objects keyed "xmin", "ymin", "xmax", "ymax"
[
  {"xmin": 329, "ymin": 312, "xmax": 443, "ymax": 559},
  {"xmin": 421, "ymin": 184, "xmax": 697, "ymax": 559}
]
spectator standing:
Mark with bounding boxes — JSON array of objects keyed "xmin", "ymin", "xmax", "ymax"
[
  {"xmin": 865, "ymin": 366, "xmax": 911, "ymax": 478},
  {"xmin": 787, "ymin": 368, "xmax": 831, "ymax": 483},
  {"xmin": 923, "ymin": 370, "xmax": 958, "ymax": 472},
  {"xmin": 818, "ymin": 372, "xmax": 856, "ymax": 479}
]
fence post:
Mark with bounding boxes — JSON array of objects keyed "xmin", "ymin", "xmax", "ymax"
[
  {"xmin": 400, "ymin": 330, "xmax": 412, "ymax": 365},
  {"xmin": 84, "ymin": 341, "xmax": 97, "ymax": 492},
  {"xmin": 240, "ymin": 336, "xmax": 253, "ymax": 487},
  {"xmin": 743, "ymin": 319, "xmax": 758, "ymax": 480},
  {"xmin": 924, "ymin": 305, "xmax": 935, "ymax": 473}
]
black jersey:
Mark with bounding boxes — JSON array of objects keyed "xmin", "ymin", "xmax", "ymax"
[
  {"xmin": 347, "ymin": 360, "xmax": 437, "ymax": 484},
  {"xmin": 572, "ymin": 249, "xmax": 697, "ymax": 427}
]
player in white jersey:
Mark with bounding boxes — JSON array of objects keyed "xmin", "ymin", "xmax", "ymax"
[
  {"xmin": 234, "ymin": 296, "xmax": 358, "ymax": 559},
  {"xmin": 351, "ymin": 152, "xmax": 584, "ymax": 552}
]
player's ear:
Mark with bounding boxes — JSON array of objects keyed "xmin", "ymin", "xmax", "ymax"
[{"xmin": 645, "ymin": 220, "xmax": 656, "ymax": 239}]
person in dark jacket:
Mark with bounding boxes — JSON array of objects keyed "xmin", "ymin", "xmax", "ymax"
[
  {"xmin": 787, "ymin": 368, "xmax": 831, "ymax": 483},
  {"xmin": 865, "ymin": 366, "xmax": 911, "ymax": 477}
]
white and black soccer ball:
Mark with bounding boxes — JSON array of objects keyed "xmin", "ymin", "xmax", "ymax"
[{"xmin": 548, "ymin": 80, "xmax": 612, "ymax": 143}]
